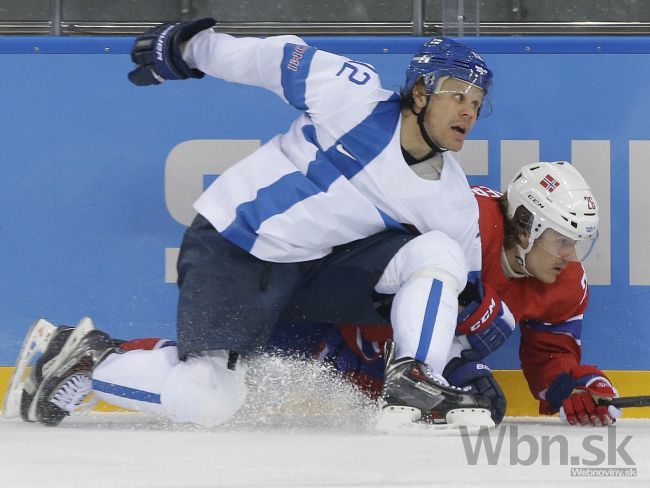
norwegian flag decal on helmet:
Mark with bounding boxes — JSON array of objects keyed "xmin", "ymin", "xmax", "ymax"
[{"xmin": 540, "ymin": 174, "xmax": 560, "ymax": 192}]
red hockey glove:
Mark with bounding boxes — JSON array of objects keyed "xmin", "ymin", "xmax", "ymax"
[{"xmin": 547, "ymin": 365, "xmax": 621, "ymax": 426}]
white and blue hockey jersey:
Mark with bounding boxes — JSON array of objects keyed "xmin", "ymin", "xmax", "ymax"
[{"xmin": 184, "ymin": 31, "xmax": 481, "ymax": 269}]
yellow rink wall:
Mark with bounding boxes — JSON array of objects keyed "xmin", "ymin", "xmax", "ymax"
[
  {"xmin": 494, "ymin": 370, "xmax": 650, "ymax": 418},
  {"xmin": 1, "ymin": 367, "xmax": 648, "ymax": 418}
]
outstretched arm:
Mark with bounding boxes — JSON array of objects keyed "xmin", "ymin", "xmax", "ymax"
[
  {"xmin": 519, "ymin": 321, "xmax": 620, "ymax": 426},
  {"xmin": 127, "ymin": 18, "xmax": 385, "ymax": 118}
]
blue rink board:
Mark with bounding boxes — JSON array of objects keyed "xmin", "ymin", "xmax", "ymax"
[{"xmin": 1, "ymin": 36, "xmax": 649, "ymax": 369}]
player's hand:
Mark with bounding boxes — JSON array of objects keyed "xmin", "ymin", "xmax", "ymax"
[
  {"xmin": 548, "ymin": 365, "xmax": 621, "ymax": 426},
  {"xmin": 128, "ymin": 17, "xmax": 216, "ymax": 86},
  {"xmin": 456, "ymin": 281, "xmax": 516, "ymax": 360}
]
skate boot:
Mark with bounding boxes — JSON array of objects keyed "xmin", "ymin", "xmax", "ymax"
[
  {"xmin": 4, "ymin": 317, "xmax": 116, "ymax": 426},
  {"xmin": 19, "ymin": 325, "xmax": 75, "ymax": 422},
  {"xmin": 3, "ymin": 319, "xmax": 77, "ymax": 420},
  {"xmin": 377, "ymin": 341, "xmax": 496, "ymax": 432}
]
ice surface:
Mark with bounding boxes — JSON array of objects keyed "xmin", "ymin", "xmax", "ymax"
[
  {"xmin": 3, "ymin": 415, "xmax": 649, "ymax": 487},
  {"xmin": 1, "ymin": 356, "xmax": 648, "ymax": 487}
]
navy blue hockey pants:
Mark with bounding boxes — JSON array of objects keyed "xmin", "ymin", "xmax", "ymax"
[{"xmin": 175, "ymin": 214, "xmax": 413, "ymax": 359}]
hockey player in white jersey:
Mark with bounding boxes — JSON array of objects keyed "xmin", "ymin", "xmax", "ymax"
[{"xmin": 5, "ymin": 18, "xmax": 500, "ymax": 429}]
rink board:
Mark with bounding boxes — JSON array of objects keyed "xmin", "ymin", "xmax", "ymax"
[{"xmin": 1, "ymin": 36, "xmax": 650, "ymax": 416}]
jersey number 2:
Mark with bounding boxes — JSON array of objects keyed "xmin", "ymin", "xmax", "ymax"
[{"xmin": 336, "ymin": 62, "xmax": 373, "ymax": 85}]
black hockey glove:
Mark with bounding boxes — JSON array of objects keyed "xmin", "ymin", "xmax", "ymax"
[{"xmin": 128, "ymin": 17, "xmax": 216, "ymax": 86}]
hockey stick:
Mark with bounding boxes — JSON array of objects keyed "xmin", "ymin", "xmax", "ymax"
[{"xmin": 599, "ymin": 396, "xmax": 650, "ymax": 408}]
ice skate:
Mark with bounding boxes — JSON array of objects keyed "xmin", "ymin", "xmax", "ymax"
[
  {"xmin": 3, "ymin": 319, "xmax": 75, "ymax": 419},
  {"xmin": 376, "ymin": 342, "xmax": 496, "ymax": 434},
  {"xmin": 4, "ymin": 317, "xmax": 115, "ymax": 426},
  {"xmin": 31, "ymin": 319, "xmax": 116, "ymax": 426}
]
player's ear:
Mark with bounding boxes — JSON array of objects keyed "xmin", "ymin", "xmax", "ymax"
[
  {"xmin": 411, "ymin": 80, "xmax": 428, "ymax": 111},
  {"xmin": 516, "ymin": 231, "xmax": 531, "ymax": 249}
]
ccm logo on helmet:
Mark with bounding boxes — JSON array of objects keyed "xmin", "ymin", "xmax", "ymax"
[{"xmin": 527, "ymin": 194, "xmax": 545, "ymax": 209}]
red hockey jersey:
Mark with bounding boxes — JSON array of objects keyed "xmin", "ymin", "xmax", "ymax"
[{"xmin": 473, "ymin": 186, "xmax": 588, "ymax": 413}]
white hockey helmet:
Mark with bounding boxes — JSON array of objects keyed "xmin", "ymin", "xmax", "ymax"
[{"xmin": 506, "ymin": 161, "xmax": 599, "ymax": 266}]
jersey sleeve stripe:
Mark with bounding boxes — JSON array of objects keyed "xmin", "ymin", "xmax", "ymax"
[
  {"xmin": 522, "ymin": 317, "xmax": 583, "ymax": 340},
  {"xmin": 280, "ymin": 43, "xmax": 317, "ymax": 110}
]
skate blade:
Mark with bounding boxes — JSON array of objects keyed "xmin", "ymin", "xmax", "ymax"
[
  {"xmin": 446, "ymin": 408, "xmax": 496, "ymax": 434},
  {"xmin": 26, "ymin": 317, "xmax": 96, "ymax": 422},
  {"xmin": 2, "ymin": 319, "xmax": 59, "ymax": 419},
  {"xmin": 375, "ymin": 405, "xmax": 495, "ymax": 436}
]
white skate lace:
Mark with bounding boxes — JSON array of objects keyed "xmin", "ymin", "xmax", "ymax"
[
  {"xmin": 50, "ymin": 374, "xmax": 98, "ymax": 416},
  {"xmin": 423, "ymin": 365, "xmax": 472, "ymax": 392}
]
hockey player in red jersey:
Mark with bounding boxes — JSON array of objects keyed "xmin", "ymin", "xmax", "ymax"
[{"xmin": 462, "ymin": 161, "xmax": 619, "ymax": 426}]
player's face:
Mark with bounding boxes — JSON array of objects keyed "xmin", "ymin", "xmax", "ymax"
[
  {"xmin": 424, "ymin": 78, "xmax": 484, "ymax": 151},
  {"xmin": 535, "ymin": 228, "xmax": 581, "ymax": 262},
  {"xmin": 522, "ymin": 229, "xmax": 577, "ymax": 284}
]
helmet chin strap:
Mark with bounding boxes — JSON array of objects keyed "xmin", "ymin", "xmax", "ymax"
[
  {"xmin": 413, "ymin": 97, "xmax": 447, "ymax": 153},
  {"xmin": 514, "ymin": 237, "xmax": 536, "ymax": 277}
]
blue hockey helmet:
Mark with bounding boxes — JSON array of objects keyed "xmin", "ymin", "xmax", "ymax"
[{"xmin": 403, "ymin": 37, "xmax": 492, "ymax": 96}]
